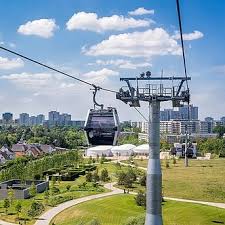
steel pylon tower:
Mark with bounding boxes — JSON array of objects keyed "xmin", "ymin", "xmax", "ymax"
[{"xmin": 116, "ymin": 73, "xmax": 191, "ymax": 225}]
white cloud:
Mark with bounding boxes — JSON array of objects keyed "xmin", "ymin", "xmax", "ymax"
[
  {"xmin": 0, "ymin": 57, "xmax": 24, "ymax": 70},
  {"xmin": 9, "ymin": 43, "xmax": 16, "ymax": 48},
  {"xmin": 85, "ymin": 28, "xmax": 181, "ymax": 58},
  {"xmin": 212, "ymin": 65, "xmax": 225, "ymax": 74},
  {"xmin": 129, "ymin": 7, "xmax": 154, "ymax": 16},
  {"xmin": 172, "ymin": 30, "xmax": 204, "ymax": 41},
  {"xmin": 83, "ymin": 68, "xmax": 119, "ymax": 83},
  {"xmin": 1, "ymin": 72, "xmax": 53, "ymax": 88},
  {"xmin": 66, "ymin": 12, "xmax": 152, "ymax": 32},
  {"xmin": 17, "ymin": 19, "xmax": 58, "ymax": 38},
  {"xmin": 94, "ymin": 59, "xmax": 151, "ymax": 69},
  {"xmin": 0, "ymin": 41, "xmax": 4, "ymax": 45}
]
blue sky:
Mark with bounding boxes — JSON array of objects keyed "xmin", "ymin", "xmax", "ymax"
[{"xmin": 0, "ymin": 0, "xmax": 225, "ymax": 121}]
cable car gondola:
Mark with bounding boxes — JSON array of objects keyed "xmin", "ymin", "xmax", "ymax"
[{"xmin": 84, "ymin": 86, "xmax": 120, "ymax": 146}]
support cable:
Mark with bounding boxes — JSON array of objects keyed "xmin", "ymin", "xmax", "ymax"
[
  {"xmin": 134, "ymin": 107, "xmax": 148, "ymax": 122},
  {"xmin": 0, "ymin": 46, "xmax": 117, "ymax": 94}
]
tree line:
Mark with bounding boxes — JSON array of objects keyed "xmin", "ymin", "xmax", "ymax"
[{"xmin": 0, "ymin": 125, "xmax": 86, "ymax": 149}]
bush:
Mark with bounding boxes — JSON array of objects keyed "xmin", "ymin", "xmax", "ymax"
[
  {"xmin": 88, "ymin": 218, "xmax": 101, "ymax": 225},
  {"xmin": 123, "ymin": 216, "xmax": 145, "ymax": 225},
  {"xmin": 165, "ymin": 160, "xmax": 170, "ymax": 168},
  {"xmin": 135, "ymin": 191, "xmax": 146, "ymax": 207},
  {"xmin": 139, "ymin": 174, "xmax": 146, "ymax": 186},
  {"xmin": 48, "ymin": 195, "xmax": 73, "ymax": 207},
  {"xmin": 51, "ymin": 186, "xmax": 60, "ymax": 194},
  {"xmin": 66, "ymin": 184, "xmax": 71, "ymax": 191},
  {"xmin": 86, "ymin": 172, "xmax": 93, "ymax": 182},
  {"xmin": 27, "ymin": 201, "xmax": 44, "ymax": 217},
  {"xmin": 34, "ymin": 174, "xmax": 41, "ymax": 180},
  {"xmin": 100, "ymin": 168, "xmax": 109, "ymax": 182}
]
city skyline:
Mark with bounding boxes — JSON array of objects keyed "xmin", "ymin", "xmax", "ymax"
[{"xmin": 1, "ymin": 105, "xmax": 225, "ymax": 122}]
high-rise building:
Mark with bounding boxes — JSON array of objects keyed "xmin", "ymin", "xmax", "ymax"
[
  {"xmin": 29, "ymin": 116, "xmax": 37, "ymax": 126},
  {"xmin": 160, "ymin": 105, "xmax": 198, "ymax": 121},
  {"xmin": 205, "ymin": 117, "xmax": 214, "ymax": 122},
  {"xmin": 2, "ymin": 112, "xmax": 13, "ymax": 124},
  {"xmin": 179, "ymin": 104, "xmax": 198, "ymax": 120},
  {"xmin": 59, "ymin": 113, "xmax": 71, "ymax": 126},
  {"xmin": 200, "ymin": 121, "xmax": 213, "ymax": 134},
  {"xmin": 19, "ymin": 113, "xmax": 30, "ymax": 126},
  {"xmin": 48, "ymin": 111, "xmax": 60, "ymax": 125},
  {"xmin": 36, "ymin": 114, "xmax": 45, "ymax": 125}
]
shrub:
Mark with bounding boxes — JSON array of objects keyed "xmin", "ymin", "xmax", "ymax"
[
  {"xmin": 123, "ymin": 216, "xmax": 145, "ymax": 225},
  {"xmin": 100, "ymin": 168, "xmax": 109, "ymax": 182},
  {"xmin": 86, "ymin": 172, "xmax": 93, "ymax": 182},
  {"xmin": 165, "ymin": 160, "xmax": 170, "ymax": 168},
  {"xmin": 66, "ymin": 184, "xmax": 71, "ymax": 191},
  {"xmin": 172, "ymin": 157, "xmax": 176, "ymax": 165},
  {"xmin": 34, "ymin": 174, "xmax": 41, "ymax": 180},
  {"xmin": 135, "ymin": 191, "xmax": 146, "ymax": 207},
  {"xmin": 27, "ymin": 201, "xmax": 44, "ymax": 218},
  {"xmin": 139, "ymin": 174, "xmax": 146, "ymax": 186},
  {"xmin": 3, "ymin": 198, "xmax": 10, "ymax": 214},
  {"xmin": 88, "ymin": 218, "xmax": 101, "ymax": 225},
  {"xmin": 48, "ymin": 195, "xmax": 73, "ymax": 207},
  {"xmin": 51, "ymin": 186, "xmax": 60, "ymax": 194}
]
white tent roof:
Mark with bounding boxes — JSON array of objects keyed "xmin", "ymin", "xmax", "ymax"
[
  {"xmin": 86, "ymin": 145, "xmax": 113, "ymax": 157},
  {"xmin": 133, "ymin": 144, "xmax": 149, "ymax": 153},
  {"xmin": 88, "ymin": 145, "xmax": 113, "ymax": 151},
  {"xmin": 111, "ymin": 144, "xmax": 136, "ymax": 151}
]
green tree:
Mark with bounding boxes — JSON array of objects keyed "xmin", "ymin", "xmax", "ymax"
[
  {"xmin": 92, "ymin": 170, "xmax": 100, "ymax": 183},
  {"xmin": 100, "ymin": 168, "xmax": 109, "ymax": 182},
  {"xmin": 27, "ymin": 201, "xmax": 44, "ymax": 218},
  {"xmin": 86, "ymin": 172, "xmax": 93, "ymax": 182},
  {"xmin": 213, "ymin": 125, "xmax": 225, "ymax": 137},
  {"xmin": 8, "ymin": 188, "xmax": 14, "ymax": 205},
  {"xmin": 29, "ymin": 182, "xmax": 37, "ymax": 197},
  {"xmin": 3, "ymin": 198, "xmax": 10, "ymax": 214},
  {"xmin": 15, "ymin": 201, "xmax": 22, "ymax": 218}
]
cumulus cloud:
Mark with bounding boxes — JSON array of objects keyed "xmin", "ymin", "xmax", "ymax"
[
  {"xmin": 129, "ymin": 7, "xmax": 154, "ymax": 16},
  {"xmin": 83, "ymin": 68, "xmax": 119, "ymax": 83},
  {"xmin": 0, "ymin": 57, "xmax": 24, "ymax": 70},
  {"xmin": 85, "ymin": 28, "xmax": 181, "ymax": 58},
  {"xmin": 17, "ymin": 19, "xmax": 58, "ymax": 38},
  {"xmin": 172, "ymin": 30, "xmax": 204, "ymax": 41},
  {"xmin": 66, "ymin": 12, "xmax": 152, "ymax": 32},
  {"xmin": 1, "ymin": 72, "xmax": 53, "ymax": 88},
  {"xmin": 94, "ymin": 59, "xmax": 151, "ymax": 69}
]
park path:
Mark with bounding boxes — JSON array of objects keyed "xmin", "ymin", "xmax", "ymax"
[
  {"xmin": 0, "ymin": 221, "xmax": 16, "ymax": 225},
  {"xmin": 34, "ymin": 182, "xmax": 122, "ymax": 225}
]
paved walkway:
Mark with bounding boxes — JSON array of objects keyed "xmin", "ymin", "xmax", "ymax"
[
  {"xmin": 164, "ymin": 197, "xmax": 225, "ymax": 209},
  {"xmin": 34, "ymin": 182, "xmax": 122, "ymax": 225},
  {"xmin": 0, "ymin": 221, "xmax": 16, "ymax": 225}
]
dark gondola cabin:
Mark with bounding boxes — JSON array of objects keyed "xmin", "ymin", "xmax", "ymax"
[{"xmin": 84, "ymin": 107, "xmax": 120, "ymax": 146}]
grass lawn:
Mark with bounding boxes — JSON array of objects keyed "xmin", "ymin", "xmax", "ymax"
[
  {"xmin": 0, "ymin": 176, "xmax": 107, "ymax": 225},
  {"xmin": 122, "ymin": 158, "xmax": 225, "ymax": 203},
  {"xmin": 51, "ymin": 194, "xmax": 225, "ymax": 225}
]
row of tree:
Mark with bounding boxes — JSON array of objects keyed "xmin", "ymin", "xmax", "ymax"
[
  {"xmin": 0, "ymin": 125, "xmax": 86, "ymax": 149},
  {"xmin": 0, "ymin": 150, "xmax": 80, "ymax": 181}
]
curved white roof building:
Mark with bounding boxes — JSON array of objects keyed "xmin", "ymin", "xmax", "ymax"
[
  {"xmin": 86, "ymin": 145, "xmax": 113, "ymax": 157},
  {"xmin": 133, "ymin": 144, "xmax": 149, "ymax": 155},
  {"xmin": 111, "ymin": 144, "xmax": 136, "ymax": 156}
]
